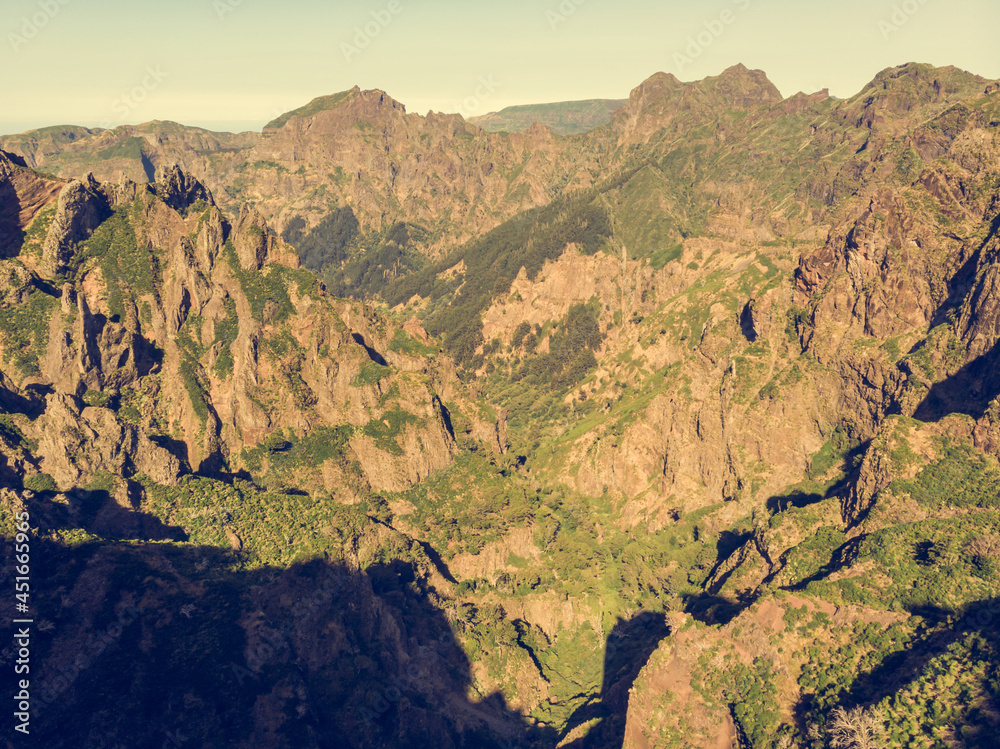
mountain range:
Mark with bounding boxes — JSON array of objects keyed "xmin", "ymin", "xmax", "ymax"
[{"xmin": 2, "ymin": 61, "xmax": 1000, "ymax": 748}]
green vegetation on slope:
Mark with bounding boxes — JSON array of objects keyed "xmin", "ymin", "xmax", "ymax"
[
  {"xmin": 263, "ymin": 89, "xmax": 357, "ymax": 131},
  {"xmin": 0, "ymin": 280, "xmax": 59, "ymax": 376},
  {"xmin": 76, "ymin": 199, "xmax": 161, "ymax": 320},
  {"xmin": 384, "ymin": 180, "xmax": 619, "ymax": 365}
]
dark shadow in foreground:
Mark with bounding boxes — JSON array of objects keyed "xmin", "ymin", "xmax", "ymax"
[{"xmin": 0, "ymin": 499, "xmax": 559, "ymax": 749}]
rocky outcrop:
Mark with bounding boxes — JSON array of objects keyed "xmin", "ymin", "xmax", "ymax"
[
  {"xmin": 471, "ymin": 406, "xmax": 509, "ymax": 455},
  {"xmin": 26, "ymin": 391, "xmax": 181, "ymax": 489},
  {"xmin": 42, "ymin": 177, "xmax": 109, "ymax": 275},
  {"xmin": 231, "ymin": 203, "xmax": 299, "ymax": 270},
  {"xmin": 958, "ymin": 234, "xmax": 1000, "ymax": 361},
  {"xmin": 0, "ymin": 163, "xmax": 472, "ymax": 500},
  {"xmin": 78, "ymin": 291, "xmax": 156, "ymax": 390},
  {"xmin": 0, "ymin": 259, "xmax": 39, "ymax": 307},
  {"xmin": 154, "ymin": 162, "xmax": 214, "ymax": 213},
  {"xmin": 0, "ymin": 149, "xmax": 20, "ymax": 177},
  {"xmin": 973, "ymin": 398, "xmax": 1000, "ymax": 459},
  {"xmin": 232, "ymin": 204, "xmax": 272, "ymax": 270},
  {"xmin": 98, "ymin": 174, "xmax": 146, "ymax": 209},
  {"xmin": 621, "ymin": 613, "xmax": 738, "ymax": 749}
]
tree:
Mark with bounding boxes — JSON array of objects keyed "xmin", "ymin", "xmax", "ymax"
[{"xmin": 826, "ymin": 706, "xmax": 886, "ymax": 749}]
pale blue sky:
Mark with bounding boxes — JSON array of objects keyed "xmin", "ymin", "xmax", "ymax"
[{"xmin": 1, "ymin": 0, "xmax": 997, "ymax": 134}]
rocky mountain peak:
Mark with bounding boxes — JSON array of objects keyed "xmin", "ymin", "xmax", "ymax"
[
  {"xmin": 261, "ymin": 86, "xmax": 393, "ymax": 134},
  {"xmin": 840, "ymin": 62, "xmax": 994, "ymax": 131},
  {"xmin": 153, "ymin": 163, "xmax": 215, "ymax": 213},
  {"xmin": 627, "ymin": 71, "xmax": 684, "ymax": 105},
  {"xmin": 776, "ymin": 88, "xmax": 832, "ymax": 115},
  {"xmin": 525, "ymin": 121, "xmax": 556, "ymax": 141},
  {"xmin": 612, "ymin": 66, "xmax": 780, "ymax": 145},
  {"xmin": 871, "ymin": 61, "xmax": 987, "ymax": 89},
  {"xmin": 0, "ymin": 148, "xmax": 27, "ymax": 174},
  {"xmin": 710, "ymin": 63, "xmax": 783, "ymax": 106}
]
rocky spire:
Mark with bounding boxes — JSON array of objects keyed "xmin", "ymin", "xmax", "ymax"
[
  {"xmin": 153, "ymin": 163, "xmax": 215, "ymax": 213},
  {"xmin": 42, "ymin": 178, "xmax": 110, "ymax": 276}
]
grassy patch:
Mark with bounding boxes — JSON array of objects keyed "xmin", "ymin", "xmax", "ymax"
[
  {"xmin": 892, "ymin": 439, "xmax": 1000, "ymax": 511},
  {"xmin": 387, "ymin": 328, "xmax": 438, "ymax": 357},
  {"xmin": 212, "ymin": 297, "xmax": 239, "ymax": 378},
  {"xmin": 351, "ymin": 361, "xmax": 392, "ymax": 387},
  {"xmin": 222, "ymin": 240, "xmax": 296, "ymax": 322},
  {"xmin": 0, "ymin": 284, "xmax": 60, "ymax": 376},
  {"xmin": 362, "ymin": 408, "xmax": 422, "ymax": 456}
]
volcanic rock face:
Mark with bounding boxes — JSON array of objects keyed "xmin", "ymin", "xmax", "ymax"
[
  {"xmin": 153, "ymin": 162, "xmax": 214, "ymax": 212},
  {"xmin": 959, "ymin": 230, "xmax": 1000, "ymax": 360},
  {"xmin": 231, "ymin": 203, "xmax": 290, "ymax": 271},
  {"xmin": 0, "ymin": 166, "xmax": 519, "ymax": 749},
  {"xmin": 0, "ymin": 150, "xmax": 64, "ymax": 257},
  {"xmin": 42, "ymin": 177, "xmax": 109, "ymax": 275},
  {"xmin": 28, "ymin": 391, "xmax": 183, "ymax": 490},
  {"xmin": 0, "ymin": 164, "xmax": 473, "ymax": 502}
]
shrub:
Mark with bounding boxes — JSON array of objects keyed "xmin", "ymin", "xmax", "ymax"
[
  {"xmin": 24, "ymin": 473, "xmax": 57, "ymax": 493},
  {"xmin": 262, "ymin": 432, "xmax": 291, "ymax": 453},
  {"xmin": 83, "ymin": 389, "xmax": 113, "ymax": 409}
]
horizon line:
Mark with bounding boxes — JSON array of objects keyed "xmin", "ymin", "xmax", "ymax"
[{"xmin": 1, "ymin": 60, "xmax": 991, "ymax": 138}]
